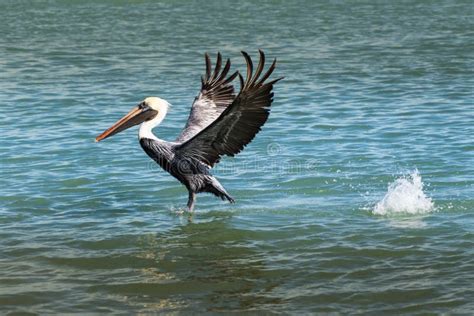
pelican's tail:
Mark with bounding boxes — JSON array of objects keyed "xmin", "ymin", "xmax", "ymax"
[
  {"xmin": 206, "ymin": 177, "xmax": 235, "ymax": 204},
  {"xmin": 222, "ymin": 191, "xmax": 235, "ymax": 204}
]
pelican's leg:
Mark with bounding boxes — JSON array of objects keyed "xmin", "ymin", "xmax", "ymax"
[{"xmin": 187, "ymin": 191, "xmax": 196, "ymax": 212}]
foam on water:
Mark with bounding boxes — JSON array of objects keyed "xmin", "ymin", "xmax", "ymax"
[{"xmin": 373, "ymin": 170, "xmax": 434, "ymax": 215}]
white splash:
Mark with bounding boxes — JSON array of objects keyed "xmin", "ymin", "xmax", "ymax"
[{"xmin": 373, "ymin": 170, "xmax": 434, "ymax": 216}]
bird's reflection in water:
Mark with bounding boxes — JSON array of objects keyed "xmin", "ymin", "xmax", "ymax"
[{"xmin": 132, "ymin": 213, "xmax": 284, "ymax": 312}]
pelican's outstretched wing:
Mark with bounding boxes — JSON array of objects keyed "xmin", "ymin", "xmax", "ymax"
[
  {"xmin": 176, "ymin": 50, "xmax": 282, "ymax": 167},
  {"xmin": 176, "ymin": 53, "xmax": 238, "ymax": 143}
]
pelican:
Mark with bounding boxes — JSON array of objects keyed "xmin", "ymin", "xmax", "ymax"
[{"xmin": 96, "ymin": 50, "xmax": 282, "ymax": 211}]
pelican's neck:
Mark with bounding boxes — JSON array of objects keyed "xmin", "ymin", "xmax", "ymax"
[{"xmin": 139, "ymin": 109, "xmax": 167, "ymax": 141}]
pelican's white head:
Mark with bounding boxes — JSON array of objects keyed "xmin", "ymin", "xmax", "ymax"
[
  {"xmin": 143, "ymin": 97, "xmax": 169, "ymax": 114},
  {"xmin": 138, "ymin": 97, "xmax": 170, "ymax": 140},
  {"xmin": 95, "ymin": 96, "xmax": 170, "ymax": 142}
]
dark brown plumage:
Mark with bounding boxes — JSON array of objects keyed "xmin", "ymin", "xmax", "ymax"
[
  {"xmin": 176, "ymin": 50, "xmax": 283, "ymax": 167},
  {"xmin": 176, "ymin": 53, "xmax": 238, "ymax": 143}
]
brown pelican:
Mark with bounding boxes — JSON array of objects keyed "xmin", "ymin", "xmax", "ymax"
[{"xmin": 96, "ymin": 51, "xmax": 282, "ymax": 212}]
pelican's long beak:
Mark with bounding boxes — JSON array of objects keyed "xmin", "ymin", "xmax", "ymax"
[{"xmin": 95, "ymin": 106, "xmax": 157, "ymax": 142}]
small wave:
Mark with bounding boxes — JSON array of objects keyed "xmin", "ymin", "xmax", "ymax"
[{"xmin": 373, "ymin": 170, "xmax": 434, "ymax": 216}]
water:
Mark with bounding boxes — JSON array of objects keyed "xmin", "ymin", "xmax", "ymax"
[
  {"xmin": 373, "ymin": 170, "xmax": 434, "ymax": 216},
  {"xmin": 1, "ymin": 0, "xmax": 473, "ymax": 313}
]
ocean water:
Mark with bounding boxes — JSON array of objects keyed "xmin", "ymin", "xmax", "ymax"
[{"xmin": 1, "ymin": 0, "xmax": 473, "ymax": 314}]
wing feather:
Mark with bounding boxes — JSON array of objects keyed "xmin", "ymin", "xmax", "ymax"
[
  {"xmin": 176, "ymin": 51, "xmax": 282, "ymax": 167},
  {"xmin": 176, "ymin": 53, "xmax": 238, "ymax": 143}
]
